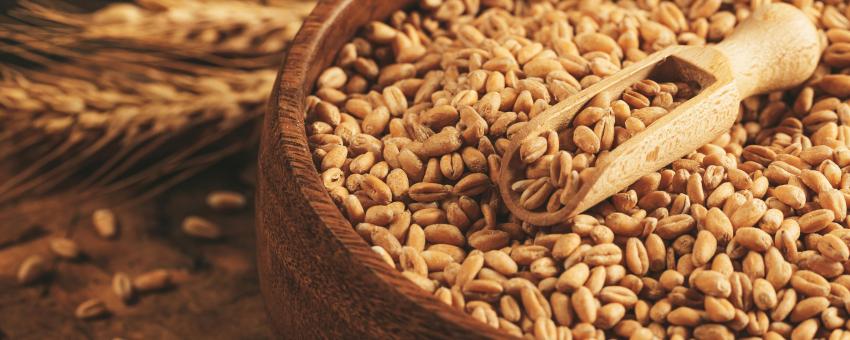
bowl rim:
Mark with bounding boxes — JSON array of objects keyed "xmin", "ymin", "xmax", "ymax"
[{"xmin": 259, "ymin": 0, "xmax": 510, "ymax": 337}]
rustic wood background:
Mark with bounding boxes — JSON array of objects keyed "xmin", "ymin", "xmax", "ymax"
[{"xmin": 0, "ymin": 152, "xmax": 272, "ymax": 339}]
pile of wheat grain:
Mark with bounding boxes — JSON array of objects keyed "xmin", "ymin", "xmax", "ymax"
[{"xmin": 305, "ymin": 0, "xmax": 850, "ymax": 338}]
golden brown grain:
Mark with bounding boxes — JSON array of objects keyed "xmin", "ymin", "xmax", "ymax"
[
  {"xmin": 17, "ymin": 255, "xmax": 49, "ymax": 285},
  {"xmin": 48, "ymin": 238, "xmax": 80, "ymax": 259},
  {"xmin": 132, "ymin": 269, "xmax": 171, "ymax": 292},
  {"xmin": 92, "ymin": 209, "xmax": 118, "ymax": 239},
  {"xmin": 181, "ymin": 216, "xmax": 222, "ymax": 239},
  {"xmin": 305, "ymin": 0, "xmax": 850, "ymax": 336},
  {"xmin": 112, "ymin": 272, "xmax": 134, "ymax": 302},
  {"xmin": 206, "ymin": 191, "xmax": 247, "ymax": 210},
  {"xmin": 75, "ymin": 299, "xmax": 108, "ymax": 320}
]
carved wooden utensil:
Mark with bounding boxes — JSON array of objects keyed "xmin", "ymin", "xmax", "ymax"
[{"xmin": 498, "ymin": 3, "xmax": 821, "ymax": 226}]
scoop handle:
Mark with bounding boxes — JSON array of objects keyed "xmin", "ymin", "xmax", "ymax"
[{"xmin": 714, "ymin": 3, "xmax": 820, "ymax": 98}]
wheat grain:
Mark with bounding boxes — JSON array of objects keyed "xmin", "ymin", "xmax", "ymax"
[
  {"xmin": 132, "ymin": 269, "xmax": 171, "ymax": 292},
  {"xmin": 48, "ymin": 238, "xmax": 80, "ymax": 259},
  {"xmin": 205, "ymin": 190, "xmax": 247, "ymax": 210},
  {"xmin": 302, "ymin": 0, "xmax": 850, "ymax": 337},
  {"xmin": 181, "ymin": 216, "xmax": 222, "ymax": 239},
  {"xmin": 112, "ymin": 272, "xmax": 134, "ymax": 302},
  {"xmin": 74, "ymin": 298, "xmax": 108, "ymax": 320},
  {"xmin": 92, "ymin": 208, "xmax": 118, "ymax": 239},
  {"xmin": 17, "ymin": 254, "xmax": 50, "ymax": 285}
]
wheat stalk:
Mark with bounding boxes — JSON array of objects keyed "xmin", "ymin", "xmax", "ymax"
[
  {"xmin": 7, "ymin": 0, "xmax": 313, "ymax": 67},
  {"xmin": 0, "ymin": 0, "xmax": 313, "ymax": 207}
]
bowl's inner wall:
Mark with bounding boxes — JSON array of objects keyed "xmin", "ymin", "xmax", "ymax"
[{"xmin": 260, "ymin": 0, "xmax": 508, "ymax": 338}]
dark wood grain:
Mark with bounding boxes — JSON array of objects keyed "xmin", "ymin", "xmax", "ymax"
[{"xmin": 257, "ymin": 0, "xmax": 508, "ymax": 338}]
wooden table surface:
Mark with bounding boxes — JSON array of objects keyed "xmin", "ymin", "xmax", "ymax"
[{"xmin": 0, "ymin": 153, "xmax": 273, "ymax": 340}]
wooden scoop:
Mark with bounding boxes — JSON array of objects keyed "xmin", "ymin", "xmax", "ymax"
[{"xmin": 498, "ymin": 3, "xmax": 821, "ymax": 226}]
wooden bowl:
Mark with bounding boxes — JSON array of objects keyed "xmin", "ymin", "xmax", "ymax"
[{"xmin": 256, "ymin": 0, "xmax": 507, "ymax": 338}]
